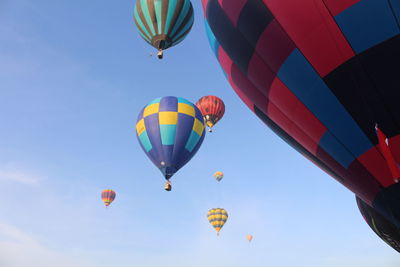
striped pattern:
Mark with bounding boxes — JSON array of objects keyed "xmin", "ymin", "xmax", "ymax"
[
  {"xmin": 134, "ymin": 0, "xmax": 194, "ymax": 50},
  {"xmin": 203, "ymin": 0, "xmax": 400, "ymax": 229},
  {"xmin": 101, "ymin": 189, "xmax": 116, "ymax": 207},
  {"xmin": 213, "ymin": 171, "xmax": 224, "ymax": 182},
  {"xmin": 356, "ymin": 196, "xmax": 400, "ymax": 253},
  {"xmin": 136, "ymin": 96, "xmax": 205, "ymax": 179},
  {"xmin": 207, "ymin": 208, "xmax": 228, "ymax": 234},
  {"xmin": 196, "ymin": 95, "xmax": 225, "ymax": 130}
]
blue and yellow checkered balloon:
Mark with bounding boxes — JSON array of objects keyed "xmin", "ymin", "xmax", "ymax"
[{"xmin": 136, "ymin": 96, "xmax": 206, "ymax": 182}]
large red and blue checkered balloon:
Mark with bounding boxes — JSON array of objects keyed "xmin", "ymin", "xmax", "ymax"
[
  {"xmin": 202, "ymin": 0, "xmax": 400, "ymax": 233},
  {"xmin": 136, "ymin": 96, "xmax": 205, "ymax": 180}
]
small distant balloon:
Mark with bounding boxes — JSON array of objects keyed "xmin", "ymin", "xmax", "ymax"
[
  {"xmin": 246, "ymin": 234, "xmax": 253, "ymax": 242},
  {"xmin": 196, "ymin": 96, "xmax": 225, "ymax": 132},
  {"xmin": 213, "ymin": 171, "xmax": 224, "ymax": 182},
  {"xmin": 207, "ymin": 208, "xmax": 228, "ymax": 235},
  {"xmin": 101, "ymin": 189, "xmax": 116, "ymax": 207}
]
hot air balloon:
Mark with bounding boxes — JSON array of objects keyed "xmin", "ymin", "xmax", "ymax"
[
  {"xmin": 213, "ymin": 171, "xmax": 224, "ymax": 182},
  {"xmin": 356, "ymin": 196, "xmax": 400, "ymax": 253},
  {"xmin": 207, "ymin": 208, "xmax": 228, "ymax": 235},
  {"xmin": 246, "ymin": 234, "xmax": 253, "ymax": 242},
  {"xmin": 136, "ymin": 96, "xmax": 206, "ymax": 191},
  {"xmin": 134, "ymin": 0, "xmax": 195, "ymax": 59},
  {"xmin": 202, "ymin": 0, "xmax": 400, "ymax": 229},
  {"xmin": 101, "ymin": 189, "xmax": 116, "ymax": 207},
  {"xmin": 196, "ymin": 96, "xmax": 225, "ymax": 132}
]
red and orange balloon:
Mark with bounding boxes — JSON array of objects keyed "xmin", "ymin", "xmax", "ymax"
[
  {"xmin": 196, "ymin": 96, "xmax": 225, "ymax": 132},
  {"xmin": 101, "ymin": 189, "xmax": 116, "ymax": 207}
]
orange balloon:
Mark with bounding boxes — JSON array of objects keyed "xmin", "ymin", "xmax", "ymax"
[{"xmin": 246, "ymin": 234, "xmax": 253, "ymax": 242}]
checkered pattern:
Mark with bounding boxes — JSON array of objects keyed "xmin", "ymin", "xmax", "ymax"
[
  {"xmin": 203, "ymin": 0, "xmax": 400, "ymax": 230},
  {"xmin": 136, "ymin": 96, "xmax": 205, "ymax": 179}
]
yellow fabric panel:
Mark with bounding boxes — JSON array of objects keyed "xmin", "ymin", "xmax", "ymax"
[
  {"xmin": 178, "ymin": 103, "xmax": 195, "ymax": 117},
  {"xmin": 215, "ymin": 227, "xmax": 221, "ymax": 232},
  {"xmin": 136, "ymin": 119, "xmax": 146, "ymax": 135},
  {"xmin": 159, "ymin": 112, "xmax": 178, "ymax": 125},
  {"xmin": 193, "ymin": 118, "xmax": 204, "ymax": 136},
  {"xmin": 143, "ymin": 103, "xmax": 160, "ymax": 117}
]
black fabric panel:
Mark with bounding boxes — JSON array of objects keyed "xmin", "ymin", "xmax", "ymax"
[
  {"xmin": 358, "ymin": 35, "xmax": 400, "ymax": 136},
  {"xmin": 206, "ymin": 0, "xmax": 261, "ymax": 73},
  {"xmin": 324, "ymin": 35, "xmax": 400, "ymax": 143},
  {"xmin": 357, "ymin": 196, "xmax": 400, "ymax": 253},
  {"xmin": 373, "ymin": 182, "xmax": 400, "ymax": 229},
  {"xmin": 254, "ymin": 105, "xmax": 343, "ymax": 182},
  {"xmin": 236, "ymin": 0, "xmax": 273, "ymax": 47}
]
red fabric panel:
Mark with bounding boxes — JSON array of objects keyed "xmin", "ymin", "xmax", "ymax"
[
  {"xmin": 376, "ymin": 127, "xmax": 400, "ymax": 180},
  {"xmin": 220, "ymin": 0, "xmax": 248, "ymax": 26},
  {"xmin": 231, "ymin": 63, "xmax": 268, "ymax": 113},
  {"xmin": 263, "ymin": 0, "xmax": 355, "ymax": 77},
  {"xmin": 201, "ymin": 0, "xmax": 209, "ymax": 15},
  {"xmin": 267, "ymin": 102, "xmax": 320, "ymax": 154},
  {"xmin": 229, "ymin": 80, "xmax": 255, "ymax": 112},
  {"xmin": 358, "ymin": 146, "xmax": 395, "ymax": 187},
  {"xmin": 219, "ymin": 47, "xmax": 266, "ymax": 111},
  {"xmin": 247, "ymin": 53, "xmax": 276, "ymax": 96},
  {"xmin": 255, "ymin": 19, "xmax": 296, "ymax": 73},
  {"xmin": 217, "ymin": 46, "xmax": 232, "ymax": 76},
  {"xmin": 388, "ymin": 135, "xmax": 400, "ymax": 163},
  {"xmin": 322, "ymin": 0, "xmax": 363, "ymax": 16},
  {"xmin": 268, "ymin": 78, "xmax": 327, "ymax": 153}
]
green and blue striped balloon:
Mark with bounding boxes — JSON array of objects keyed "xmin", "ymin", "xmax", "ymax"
[{"xmin": 134, "ymin": 0, "xmax": 194, "ymax": 57}]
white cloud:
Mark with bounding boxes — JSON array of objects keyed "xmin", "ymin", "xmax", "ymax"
[
  {"xmin": 0, "ymin": 223, "xmax": 91, "ymax": 267},
  {"xmin": 0, "ymin": 165, "xmax": 41, "ymax": 185}
]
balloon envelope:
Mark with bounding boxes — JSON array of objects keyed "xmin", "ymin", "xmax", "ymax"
[
  {"xmin": 207, "ymin": 208, "xmax": 228, "ymax": 235},
  {"xmin": 196, "ymin": 95, "xmax": 225, "ymax": 131},
  {"xmin": 202, "ymin": 0, "xmax": 400, "ymax": 228},
  {"xmin": 356, "ymin": 196, "xmax": 400, "ymax": 253},
  {"xmin": 213, "ymin": 171, "xmax": 224, "ymax": 181},
  {"xmin": 101, "ymin": 189, "xmax": 116, "ymax": 207},
  {"xmin": 247, "ymin": 234, "xmax": 253, "ymax": 242},
  {"xmin": 136, "ymin": 96, "xmax": 206, "ymax": 180},
  {"xmin": 134, "ymin": 0, "xmax": 194, "ymax": 52}
]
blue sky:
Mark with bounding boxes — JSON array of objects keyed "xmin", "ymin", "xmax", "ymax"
[{"xmin": 0, "ymin": 0, "xmax": 399, "ymax": 266}]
